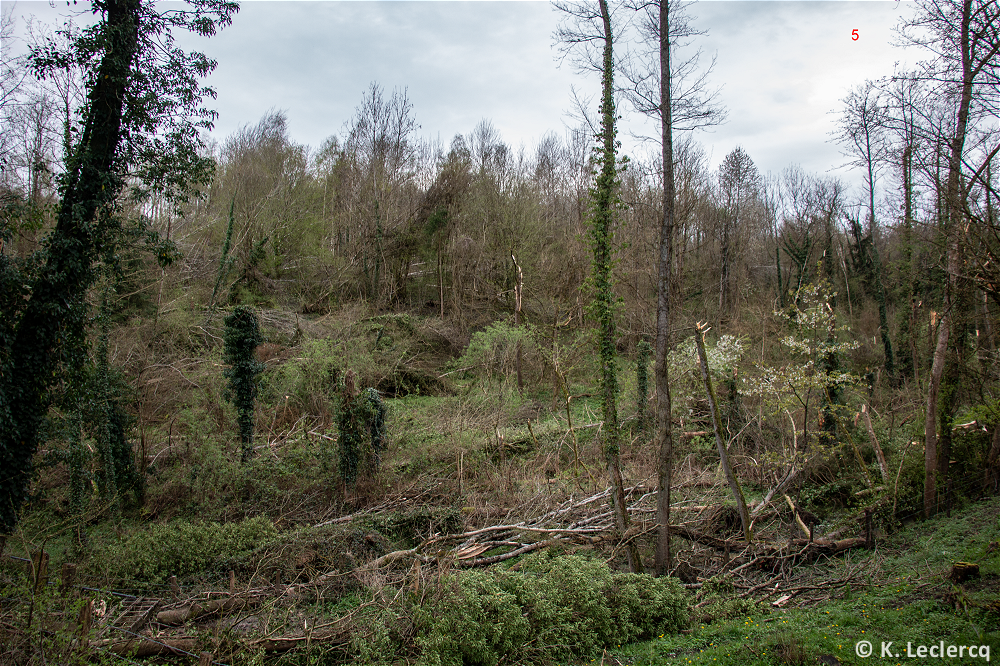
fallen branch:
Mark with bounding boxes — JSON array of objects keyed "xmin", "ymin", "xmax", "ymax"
[
  {"xmin": 667, "ymin": 525, "xmax": 737, "ymax": 550},
  {"xmin": 461, "ymin": 539, "xmax": 560, "ymax": 567}
]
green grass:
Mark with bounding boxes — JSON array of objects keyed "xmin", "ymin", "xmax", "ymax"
[{"xmin": 608, "ymin": 497, "xmax": 1000, "ymax": 666}]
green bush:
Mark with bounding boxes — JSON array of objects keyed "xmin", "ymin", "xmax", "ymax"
[
  {"xmin": 100, "ymin": 515, "xmax": 278, "ymax": 584},
  {"xmin": 414, "ymin": 553, "xmax": 689, "ymax": 666},
  {"xmin": 452, "ymin": 321, "xmax": 539, "ymax": 384},
  {"xmin": 694, "ymin": 575, "xmax": 762, "ymax": 624}
]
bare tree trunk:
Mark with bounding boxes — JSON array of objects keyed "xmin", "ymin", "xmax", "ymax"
[
  {"xmin": 695, "ymin": 323, "xmax": 752, "ymax": 543},
  {"xmin": 925, "ymin": 310, "xmax": 948, "ymax": 517},
  {"xmin": 654, "ymin": 0, "xmax": 676, "ymax": 576},
  {"xmin": 924, "ymin": 0, "xmax": 976, "ymax": 519},
  {"xmin": 513, "ymin": 254, "xmax": 524, "ymax": 393}
]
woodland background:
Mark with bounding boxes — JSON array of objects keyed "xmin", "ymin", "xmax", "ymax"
[{"xmin": 1, "ymin": 0, "xmax": 999, "ymax": 662}]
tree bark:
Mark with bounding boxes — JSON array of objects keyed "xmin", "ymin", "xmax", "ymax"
[{"xmin": 654, "ymin": 0, "xmax": 676, "ymax": 577}]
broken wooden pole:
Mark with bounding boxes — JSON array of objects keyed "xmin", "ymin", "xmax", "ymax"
[
  {"xmin": 30, "ymin": 550, "xmax": 49, "ymax": 594},
  {"xmin": 60, "ymin": 562, "xmax": 76, "ymax": 596}
]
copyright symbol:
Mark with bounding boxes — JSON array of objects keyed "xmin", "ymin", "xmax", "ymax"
[{"xmin": 856, "ymin": 641, "xmax": 873, "ymax": 658}]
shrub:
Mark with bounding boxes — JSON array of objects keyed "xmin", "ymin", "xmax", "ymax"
[
  {"xmin": 414, "ymin": 553, "xmax": 689, "ymax": 666},
  {"xmin": 99, "ymin": 515, "xmax": 278, "ymax": 585},
  {"xmin": 694, "ymin": 575, "xmax": 762, "ymax": 624},
  {"xmin": 452, "ymin": 321, "xmax": 539, "ymax": 385}
]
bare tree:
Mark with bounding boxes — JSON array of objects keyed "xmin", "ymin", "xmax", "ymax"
[
  {"xmin": 895, "ymin": 0, "xmax": 1000, "ymax": 518},
  {"xmin": 614, "ymin": 0, "xmax": 726, "ymax": 576},
  {"xmin": 833, "ymin": 81, "xmax": 896, "ymax": 379},
  {"xmin": 344, "ymin": 83, "xmax": 419, "ymax": 305},
  {"xmin": 716, "ymin": 147, "xmax": 761, "ymax": 317}
]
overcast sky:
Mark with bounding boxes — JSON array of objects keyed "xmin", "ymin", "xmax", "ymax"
[{"xmin": 7, "ymin": 0, "xmax": 920, "ymax": 193}]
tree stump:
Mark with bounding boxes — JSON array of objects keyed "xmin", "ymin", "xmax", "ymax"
[
  {"xmin": 949, "ymin": 562, "xmax": 980, "ymax": 583},
  {"xmin": 60, "ymin": 563, "xmax": 76, "ymax": 596}
]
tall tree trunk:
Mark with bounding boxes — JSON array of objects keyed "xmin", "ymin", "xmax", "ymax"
[
  {"xmin": 925, "ymin": 286, "xmax": 949, "ymax": 518},
  {"xmin": 594, "ymin": 0, "xmax": 642, "ymax": 574},
  {"xmin": 925, "ymin": 0, "xmax": 975, "ymax": 518},
  {"xmin": 654, "ymin": 0, "xmax": 676, "ymax": 577}
]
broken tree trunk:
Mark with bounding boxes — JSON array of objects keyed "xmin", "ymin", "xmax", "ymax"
[
  {"xmin": 694, "ymin": 323, "xmax": 752, "ymax": 543},
  {"xmin": 156, "ymin": 596, "xmax": 252, "ymax": 626},
  {"xmin": 861, "ymin": 405, "xmax": 890, "ymax": 484}
]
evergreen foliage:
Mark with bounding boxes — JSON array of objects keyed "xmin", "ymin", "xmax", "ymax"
[
  {"xmin": 0, "ymin": 0, "xmax": 237, "ymax": 536},
  {"xmin": 223, "ymin": 305, "xmax": 264, "ymax": 463},
  {"xmin": 336, "ymin": 370, "xmax": 387, "ymax": 486},
  {"xmin": 414, "ymin": 553, "xmax": 688, "ymax": 666}
]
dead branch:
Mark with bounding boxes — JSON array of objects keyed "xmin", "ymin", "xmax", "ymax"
[
  {"xmin": 861, "ymin": 405, "xmax": 890, "ymax": 484},
  {"xmin": 461, "ymin": 539, "xmax": 561, "ymax": 567}
]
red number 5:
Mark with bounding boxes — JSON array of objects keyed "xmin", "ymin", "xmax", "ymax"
[{"xmin": 852, "ymin": 29, "xmax": 859, "ymax": 40}]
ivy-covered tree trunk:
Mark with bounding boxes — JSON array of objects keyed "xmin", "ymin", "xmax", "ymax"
[
  {"xmin": 223, "ymin": 306, "xmax": 264, "ymax": 464},
  {"xmin": 592, "ymin": 0, "xmax": 642, "ymax": 574},
  {"xmin": 0, "ymin": 0, "xmax": 142, "ymax": 536}
]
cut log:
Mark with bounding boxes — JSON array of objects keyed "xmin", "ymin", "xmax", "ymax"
[
  {"xmin": 156, "ymin": 597, "xmax": 248, "ymax": 626},
  {"xmin": 93, "ymin": 637, "xmax": 200, "ymax": 658}
]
